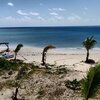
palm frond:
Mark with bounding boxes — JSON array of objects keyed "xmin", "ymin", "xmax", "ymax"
[
  {"xmin": 43, "ymin": 45, "xmax": 56, "ymax": 52},
  {"xmin": 82, "ymin": 36, "xmax": 96, "ymax": 50}
]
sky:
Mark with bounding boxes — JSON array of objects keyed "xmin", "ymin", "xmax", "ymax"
[{"xmin": 0, "ymin": 0, "xmax": 100, "ymax": 27}]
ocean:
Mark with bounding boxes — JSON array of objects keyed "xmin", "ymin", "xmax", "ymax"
[{"xmin": 0, "ymin": 26, "xmax": 100, "ymax": 49}]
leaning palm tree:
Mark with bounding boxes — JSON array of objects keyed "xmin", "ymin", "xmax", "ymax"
[
  {"xmin": 82, "ymin": 36, "xmax": 96, "ymax": 63},
  {"xmin": 41, "ymin": 45, "xmax": 56, "ymax": 67},
  {"xmin": 14, "ymin": 44, "xmax": 23, "ymax": 60}
]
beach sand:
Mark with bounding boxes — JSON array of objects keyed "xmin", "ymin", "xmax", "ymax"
[
  {"xmin": 17, "ymin": 46, "xmax": 100, "ymax": 71},
  {"xmin": 0, "ymin": 46, "xmax": 100, "ymax": 100}
]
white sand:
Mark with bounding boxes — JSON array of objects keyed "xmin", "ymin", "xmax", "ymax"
[{"xmin": 14, "ymin": 46, "xmax": 100, "ymax": 72}]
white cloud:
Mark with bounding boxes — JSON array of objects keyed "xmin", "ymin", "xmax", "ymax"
[
  {"xmin": 8, "ymin": 2, "xmax": 14, "ymax": 7},
  {"xmin": 0, "ymin": 15, "xmax": 100, "ymax": 27},
  {"xmin": 17, "ymin": 10, "xmax": 40, "ymax": 16},
  {"xmin": 5, "ymin": 16, "xmax": 13, "ymax": 20},
  {"xmin": 48, "ymin": 8, "xmax": 66, "ymax": 11},
  {"xmin": 55, "ymin": 16, "xmax": 64, "ymax": 20},
  {"xmin": 30, "ymin": 12, "xmax": 40, "ymax": 16},
  {"xmin": 67, "ymin": 14, "xmax": 81, "ymax": 22},
  {"xmin": 17, "ymin": 10, "xmax": 29, "ymax": 16},
  {"xmin": 50, "ymin": 12, "xmax": 58, "ymax": 16},
  {"xmin": 0, "ymin": 16, "xmax": 40, "ymax": 26},
  {"xmin": 54, "ymin": 8, "xmax": 66, "ymax": 11},
  {"xmin": 48, "ymin": 15, "xmax": 64, "ymax": 23}
]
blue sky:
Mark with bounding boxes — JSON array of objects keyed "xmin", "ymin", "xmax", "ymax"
[{"xmin": 0, "ymin": 0, "xmax": 100, "ymax": 26}]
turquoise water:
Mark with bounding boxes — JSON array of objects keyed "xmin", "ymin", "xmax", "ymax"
[{"xmin": 0, "ymin": 26, "xmax": 100, "ymax": 48}]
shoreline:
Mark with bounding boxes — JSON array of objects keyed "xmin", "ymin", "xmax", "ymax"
[
  {"xmin": 2, "ymin": 44, "xmax": 100, "ymax": 53},
  {"xmin": 1, "ymin": 43, "xmax": 100, "ymax": 53},
  {"xmin": 11, "ymin": 46, "xmax": 100, "ymax": 72}
]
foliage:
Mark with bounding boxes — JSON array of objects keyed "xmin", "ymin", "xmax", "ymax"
[
  {"xmin": 0, "ymin": 58, "xmax": 21, "ymax": 70},
  {"xmin": 81, "ymin": 64, "xmax": 100, "ymax": 100},
  {"xmin": 14, "ymin": 44, "xmax": 23, "ymax": 53},
  {"xmin": 56, "ymin": 67, "xmax": 67, "ymax": 74},
  {"xmin": 82, "ymin": 36, "xmax": 96, "ymax": 62},
  {"xmin": 65, "ymin": 79, "xmax": 81, "ymax": 91},
  {"xmin": 83, "ymin": 36, "xmax": 96, "ymax": 50}
]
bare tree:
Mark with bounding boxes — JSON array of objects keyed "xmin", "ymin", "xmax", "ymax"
[{"xmin": 0, "ymin": 42, "xmax": 9, "ymax": 53}]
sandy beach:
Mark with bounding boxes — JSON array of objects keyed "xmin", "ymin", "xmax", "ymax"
[
  {"xmin": 1, "ymin": 45, "xmax": 100, "ymax": 79},
  {"xmin": 17, "ymin": 46, "xmax": 100, "ymax": 73},
  {"xmin": 0, "ymin": 46, "xmax": 100, "ymax": 100}
]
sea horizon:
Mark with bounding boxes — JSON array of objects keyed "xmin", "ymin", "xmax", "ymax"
[{"xmin": 0, "ymin": 25, "xmax": 100, "ymax": 28}]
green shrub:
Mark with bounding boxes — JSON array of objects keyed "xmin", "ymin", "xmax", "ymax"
[
  {"xmin": 81, "ymin": 64, "xmax": 100, "ymax": 100},
  {"xmin": 0, "ymin": 58, "xmax": 21, "ymax": 70},
  {"xmin": 57, "ymin": 68, "xmax": 67, "ymax": 74},
  {"xmin": 65, "ymin": 79, "xmax": 81, "ymax": 91}
]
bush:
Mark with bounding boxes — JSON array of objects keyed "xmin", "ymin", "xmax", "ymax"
[
  {"xmin": 0, "ymin": 58, "xmax": 22, "ymax": 70},
  {"xmin": 16, "ymin": 65, "xmax": 28, "ymax": 80},
  {"xmin": 65, "ymin": 79, "xmax": 81, "ymax": 91},
  {"xmin": 81, "ymin": 64, "xmax": 100, "ymax": 100}
]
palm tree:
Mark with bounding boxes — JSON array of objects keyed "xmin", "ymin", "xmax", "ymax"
[
  {"xmin": 41, "ymin": 45, "xmax": 55, "ymax": 67},
  {"xmin": 82, "ymin": 36, "xmax": 96, "ymax": 63},
  {"xmin": 14, "ymin": 44, "xmax": 23, "ymax": 60}
]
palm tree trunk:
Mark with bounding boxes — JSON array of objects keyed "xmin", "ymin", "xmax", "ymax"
[
  {"xmin": 42, "ymin": 52, "xmax": 46, "ymax": 65},
  {"xmin": 86, "ymin": 50, "xmax": 89, "ymax": 62}
]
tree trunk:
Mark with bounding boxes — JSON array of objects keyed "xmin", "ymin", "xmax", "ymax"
[
  {"xmin": 42, "ymin": 52, "xmax": 46, "ymax": 65},
  {"xmin": 13, "ymin": 87, "xmax": 18, "ymax": 100},
  {"xmin": 86, "ymin": 50, "xmax": 89, "ymax": 62}
]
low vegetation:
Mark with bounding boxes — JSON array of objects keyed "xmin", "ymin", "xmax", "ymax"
[
  {"xmin": 1, "ymin": 57, "xmax": 100, "ymax": 100},
  {"xmin": 65, "ymin": 79, "xmax": 81, "ymax": 91},
  {"xmin": 0, "ymin": 58, "xmax": 22, "ymax": 70},
  {"xmin": 81, "ymin": 64, "xmax": 100, "ymax": 100}
]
